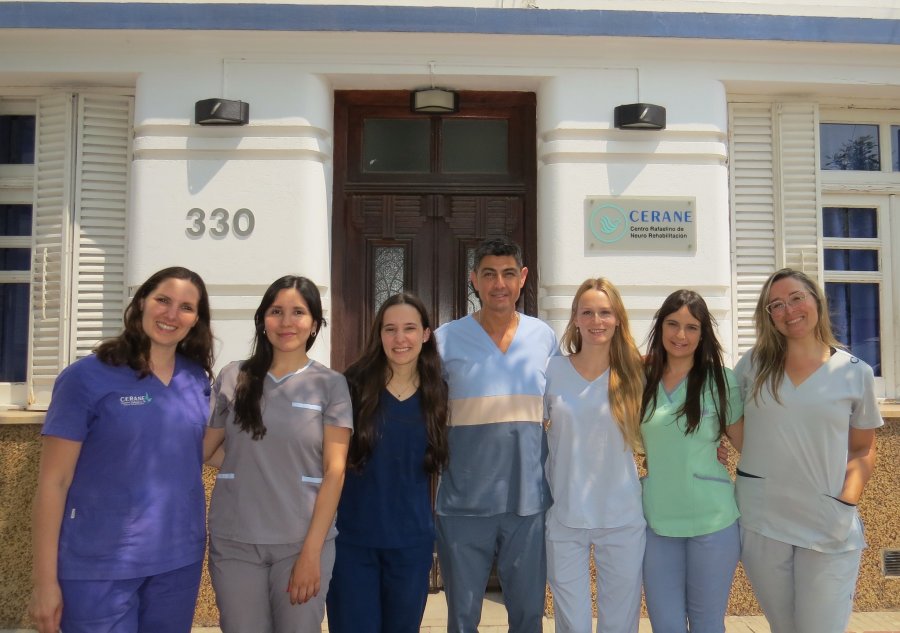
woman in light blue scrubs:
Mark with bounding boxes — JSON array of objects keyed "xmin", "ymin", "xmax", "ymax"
[{"xmin": 543, "ymin": 278, "xmax": 646, "ymax": 633}]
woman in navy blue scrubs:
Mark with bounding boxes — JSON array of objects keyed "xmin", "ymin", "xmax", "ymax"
[{"xmin": 326, "ymin": 292, "xmax": 448, "ymax": 633}]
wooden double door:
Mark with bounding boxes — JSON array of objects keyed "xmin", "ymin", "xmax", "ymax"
[{"xmin": 330, "ymin": 90, "xmax": 538, "ymax": 371}]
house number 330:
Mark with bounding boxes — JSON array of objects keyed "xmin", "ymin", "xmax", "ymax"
[{"xmin": 185, "ymin": 208, "xmax": 256, "ymax": 238}]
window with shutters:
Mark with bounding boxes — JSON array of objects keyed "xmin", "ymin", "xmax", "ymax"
[
  {"xmin": 730, "ymin": 100, "xmax": 900, "ymax": 399},
  {"xmin": 0, "ymin": 92, "xmax": 132, "ymax": 410}
]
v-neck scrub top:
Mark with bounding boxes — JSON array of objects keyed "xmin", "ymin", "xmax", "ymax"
[
  {"xmin": 734, "ymin": 349, "xmax": 883, "ymax": 553},
  {"xmin": 640, "ymin": 369, "xmax": 743, "ymax": 537},
  {"xmin": 543, "ymin": 356, "xmax": 643, "ymax": 530},
  {"xmin": 208, "ymin": 360, "xmax": 353, "ymax": 544},
  {"xmin": 42, "ymin": 354, "xmax": 211, "ymax": 580},
  {"xmin": 435, "ymin": 313, "xmax": 558, "ymax": 517},
  {"xmin": 336, "ymin": 389, "xmax": 434, "ymax": 547}
]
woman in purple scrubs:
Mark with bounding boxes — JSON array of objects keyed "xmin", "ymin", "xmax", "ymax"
[{"xmin": 29, "ymin": 266, "xmax": 214, "ymax": 633}]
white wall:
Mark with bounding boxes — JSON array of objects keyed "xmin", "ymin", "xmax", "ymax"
[
  {"xmin": 535, "ymin": 70, "xmax": 733, "ymax": 355},
  {"xmin": 129, "ymin": 64, "xmax": 334, "ymax": 367},
  {"xmin": 2, "ymin": 23, "xmax": 898, "ymax": 369}
]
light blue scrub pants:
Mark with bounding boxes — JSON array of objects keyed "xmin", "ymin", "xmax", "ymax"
[
  {"xmin": 740, "ymin": 528, "xmax": 862, "ymax": 633},
  {"xmin": 642, "ymin": 521, "xmax": 740, "ymax": 633},
  {"xmin": 546, "ymin": 521, "xmax": 645, "ymax": 633},
  {"xmin": 436, "ymin": 512, "xmax": 546, "ymax": 633}
]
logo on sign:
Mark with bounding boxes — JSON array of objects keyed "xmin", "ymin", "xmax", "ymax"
[{"xmin": 588, "ymin": 203, "xmax": 628, "ymax": 244}]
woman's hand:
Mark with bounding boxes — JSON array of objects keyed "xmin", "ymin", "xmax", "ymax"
[
  {"xmin": 28, "ymin": 581, "xmax": 63, "ymax": 633},
  {"xmin": 287, "ymin": 547, "xmax": 321, "ymax": 605},
  {"xmin": 716, "ymin": 441, "xmax": 729, "ymax": 465}
]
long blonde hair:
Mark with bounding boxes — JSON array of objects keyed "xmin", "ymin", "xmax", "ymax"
[
  {"xmin": 749, "ymin": 268, "xmax": 842, "ymax": 403},
  {"xmin": 562, "ymin": 278, "xmax": 644, "ymax": 452}
]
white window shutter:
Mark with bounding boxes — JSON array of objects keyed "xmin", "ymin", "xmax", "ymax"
[
  {"xmin": 775, "ymin": 103, "xmax": 820, "ymax": 279},
  {"xmin": 728, "ymin": 102, "xmax": 778, "ymax": 356},
  {"xmin": 70, "ymin": 94, "xmax": 133, "ymax": 359},
  {"xmin": 28, "ymin": 94, "xmax": 75, "ymax": 409}
]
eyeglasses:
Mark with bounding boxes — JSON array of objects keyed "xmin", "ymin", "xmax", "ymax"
[{"xmin": 765, "ymin": 291, "xmax": 808, "ymax": 316}]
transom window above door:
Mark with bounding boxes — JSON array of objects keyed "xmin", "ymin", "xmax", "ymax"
[
  {"xmin": 361, "ymin": 117, "xmax": 509, "ymax": 175},
  {"xmin": 343, "ymin": 92, "xmax": 529, "ymax": 186}
]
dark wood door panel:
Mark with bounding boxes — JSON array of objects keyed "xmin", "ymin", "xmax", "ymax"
[{"xmin": 331, "ymin": 91, "xmax": 536, "ymax": 373}]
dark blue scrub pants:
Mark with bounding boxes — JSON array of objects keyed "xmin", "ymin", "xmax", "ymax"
[
  {"xmin": 326, "ymin": 539, "xmax": 434, "ymax": 633},
  {"xmin": 58, "ymin": 560, "xmax": 202, "ymax": 633}
]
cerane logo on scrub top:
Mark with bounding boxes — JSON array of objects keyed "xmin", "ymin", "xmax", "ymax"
[{"xmin": 119, "ymin": 393, "xmax": 153, "ymax": 407}]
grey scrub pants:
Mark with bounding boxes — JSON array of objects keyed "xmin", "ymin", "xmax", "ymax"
[
  {"xmin": 209, "ymin": 535, "xmax": 336, "ymax": 633},
  {"xmin": 436, "ymin": 512, "xmax": 546, "ymax": 633},
  {"xmin": 740, "ymin": 528, "xmax": 862, "ymax": 633}
]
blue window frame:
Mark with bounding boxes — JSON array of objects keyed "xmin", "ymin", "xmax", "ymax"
[
  {"xmin": 822, "ymin": 206, "xmax": 881, "ymax": 375},
  {"xmin": 0, "ymin": 112, "xmax": 35, "ymax": 383}
]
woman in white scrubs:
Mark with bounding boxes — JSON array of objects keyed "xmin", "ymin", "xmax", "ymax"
[
  {"xmin": 543, "ymin": 278, "xmax": 646, "ymax": 633},
  {"xmin": 734, "ymin": 268, "xmax": 882, "ymax": 633}
]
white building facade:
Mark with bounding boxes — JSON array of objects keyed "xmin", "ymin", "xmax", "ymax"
[{"xmin": 2, "ymin": 0, "xmax": 899, "ymax": 409}]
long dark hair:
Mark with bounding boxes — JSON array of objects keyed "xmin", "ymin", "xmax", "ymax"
[
  {"xmin": 233, "ymin": 275, "xmax": 325, "ymax": 440},
  {"xmin": 641, "ymin": 289, "xmax": 729, "ymax": 438},
  {"xmin": 344, "ymin": 292, "xmax": 448, "ymax": 474},
  {"xmin": 94, "ymin": 266, "xmax": 214, "ymax": 379}
]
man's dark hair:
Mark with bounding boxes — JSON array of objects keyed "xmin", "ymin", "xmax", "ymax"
[{"xmin": 472, "ymin": 236, "xmax": 524, "ymax": 272}]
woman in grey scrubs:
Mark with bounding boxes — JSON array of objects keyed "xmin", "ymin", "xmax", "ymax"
[
  {"xmin": 733, "ymin": 268, "xmax": 882, "ymax": 633},
  {"xmin": 203, "ymin": 276, "xmax": 353, "ymax": 633}
]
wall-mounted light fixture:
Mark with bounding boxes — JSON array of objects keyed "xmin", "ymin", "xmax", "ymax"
[
  {"xmin": 411, "ymin": 61, "xmax": 459, "ymax": 114},
  {"xmin": 411, "ymin": 88, "xmax": 459, "ymax": 114},
  {"xmin": 614, "ymin": 103, "xmax": 666, "ymax": 130},
  {"xmin": 195, "ymin": 98, "xmax": 249, "ymax": 126}
]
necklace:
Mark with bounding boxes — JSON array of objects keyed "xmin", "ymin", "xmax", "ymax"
[{"xmin": 387, "ymin": 376, "xmax": 419, "ymax": 400}]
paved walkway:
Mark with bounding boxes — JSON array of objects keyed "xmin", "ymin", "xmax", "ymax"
[
  {"xmin": 186, "ymin": 589, "xmax": 897, "ymax": 632},
  {"xmin": 411, "ymin": 592, "xmax": 899, "ymax": 632},
  {"xmin": 5, "ymin": 593, "xmax": 897, "ymax": 632}
]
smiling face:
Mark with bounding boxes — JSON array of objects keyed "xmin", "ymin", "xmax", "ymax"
[
  {"xmin": 380, "ymin": 303, "xmax": 430, "ymax": 372},
  {"xmin": 767, "ymin": 276, "xmax": 819, "ymax": 341},
  {"xmin": 470, "ymin": 255, "xmax": 528, "ymax": 315},
  {"xmin": 574, "ymin": 288, "xmax": 618, "ymax": 349},
  {"xmin": 661, "ymin": 304, "xmax": 702, "ymax": 362},
  {"xmin": 140, "ymin": 277, "xmax": 201, "ymax": 352},
  {"xmin": 263, "ymin": 288, "xmax": 317, "ymax": 359}
]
